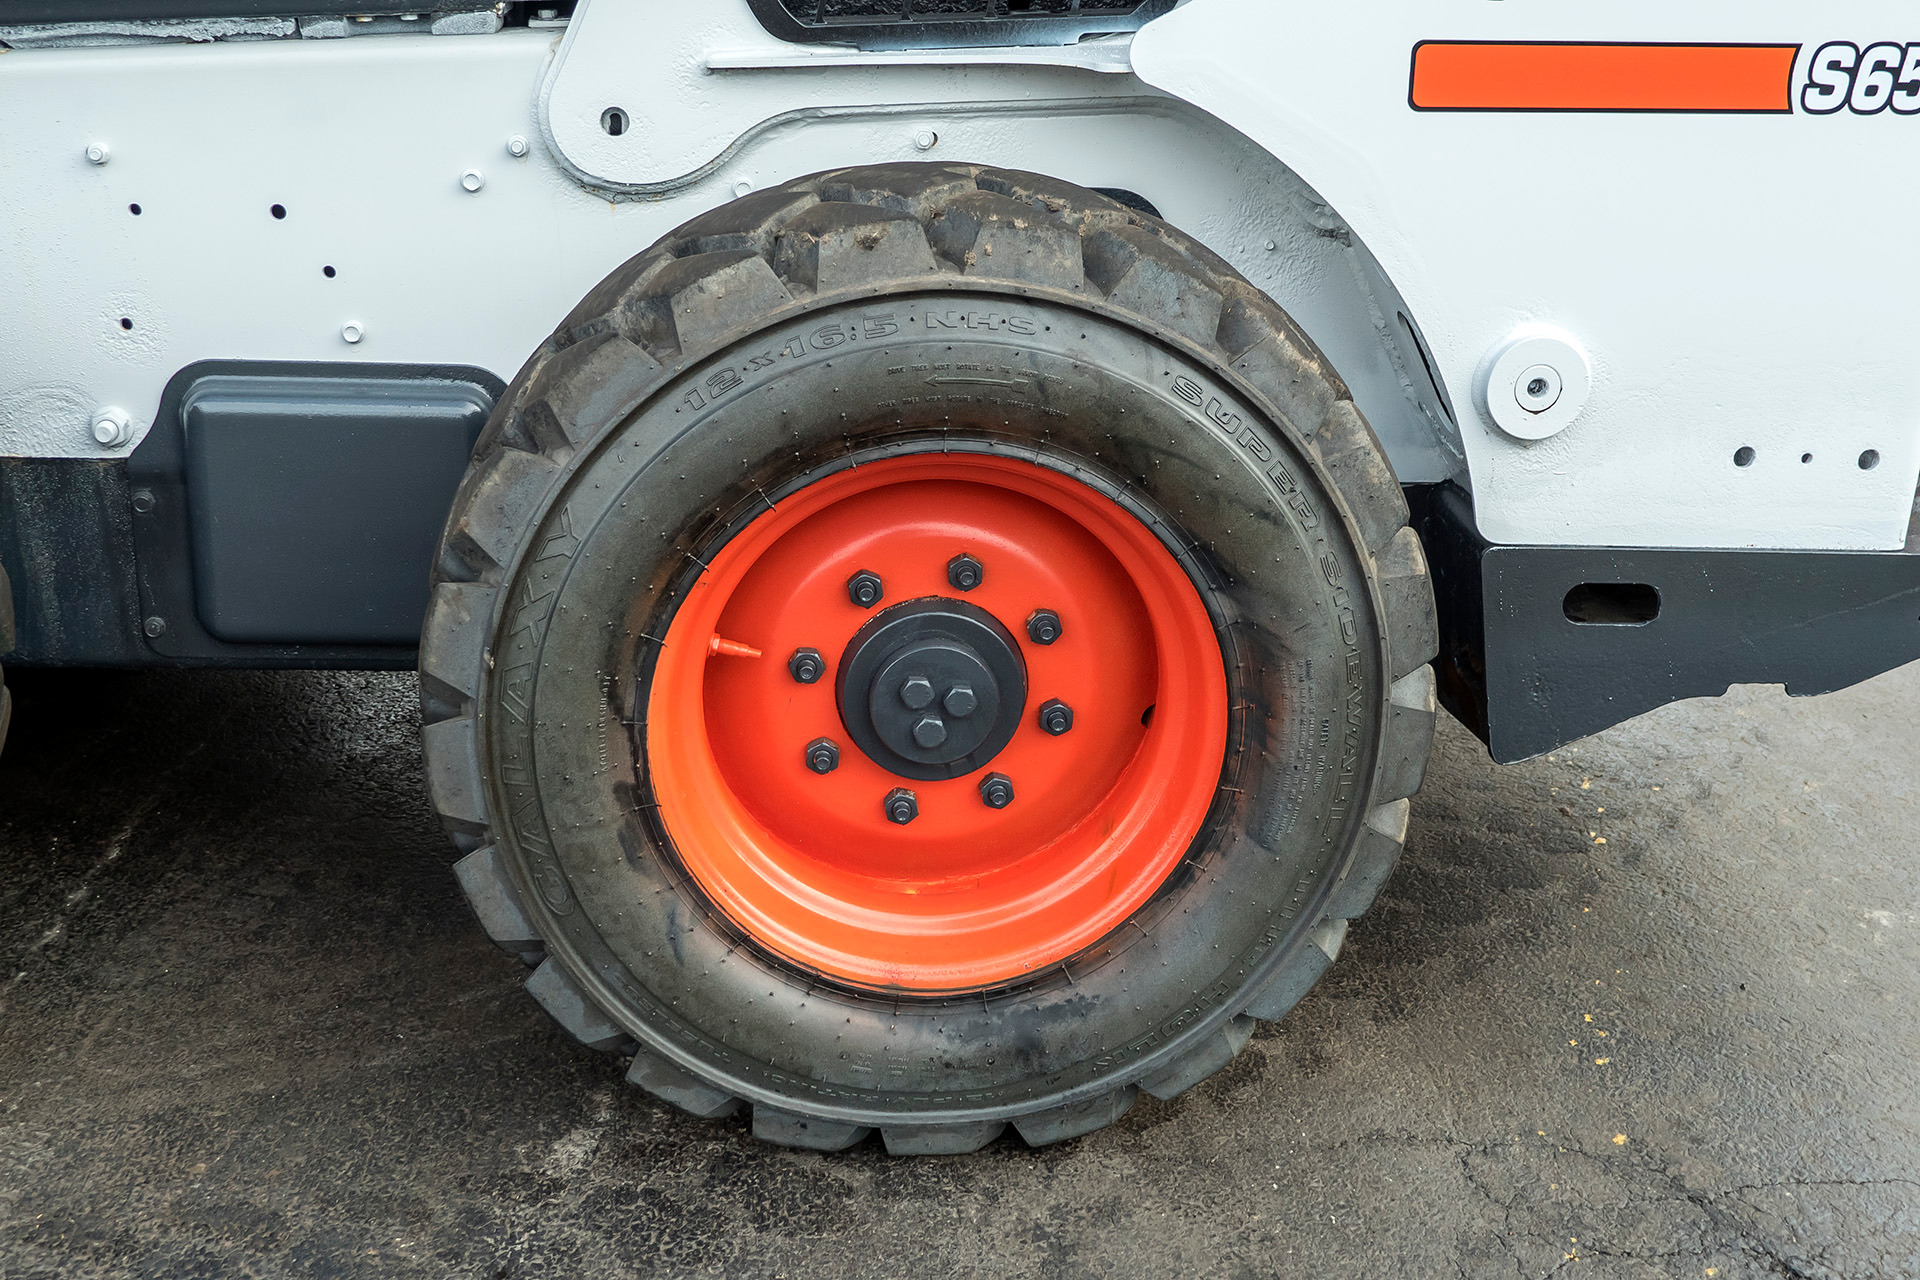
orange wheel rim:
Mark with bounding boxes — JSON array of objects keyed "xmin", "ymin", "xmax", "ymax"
[{"xmin": 646, "ymin": 455, "xmax": 1228, "ymax": 991}]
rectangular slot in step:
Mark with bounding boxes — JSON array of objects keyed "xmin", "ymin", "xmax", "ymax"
[{"xmin": 1563, "ymin": 582, "xmax": 1661, "ymax": 626}]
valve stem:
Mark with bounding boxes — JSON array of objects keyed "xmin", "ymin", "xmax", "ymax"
[{"xmin": 708, "ymin": 636, "xmax": 764, "ymax": 659}]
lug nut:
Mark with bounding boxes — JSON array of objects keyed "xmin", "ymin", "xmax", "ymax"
[
  {"xmin": 847, "ymin": 569, "xmax": 884, "ymax": 608},
  {"xmin": 1027, "ymin": 609, "xmax": 1062, "ymax": 646},
  {"xmin": 788, "ymin": 647, "xmax": 824, "ymax": 684},
  {"xmin": 884, "ymin": 787, "xmax": 919, "ymax": 825},
  {"xmin": 900, "ymin": 676, "xmax": 935, "ymax": 710},
  {"xmin": 1038, "ymin": 699, "xmax": 1074, "ymax": 736},
  {"xmin": 947, "ymin": 553, "xmax": 984, "ymax": 592},
  {"xmin": 979, "ymin": 773, "xmax": 1015, "ymax": 809},
  {"xmin": 911, "ymin": 716, "xmax": 948, "ymax": 749},
  {"xmin": 805, "ymin": 737, "xmax": 840, "ymax": 775},
  {"xmin": 943, "ymin": 684, "xmax": 977, "ymax": 718}
]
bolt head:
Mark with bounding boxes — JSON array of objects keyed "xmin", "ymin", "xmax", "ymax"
[
  {"xmin": 911, "ymin": 716, "xmax": 948, "ymax": 749},
  {"xmin": 506, "ymin": 135, "xmax": 530, "ymax": 158},
  {"xmin": 1514, "ymin": 362, "xmax": 1563, "ymax": 414},
  {"xmin": 85, "ymin": 143, "xmax": 109, "ymax": 165},
  {"xmin": 788, "ymin": 647, "xmax": 824, "ymax": 685},
  {"xmin": 1039, "ymin": 698, "xmax": 1074, "ymax": 736},
  {"xmin": 979, "ymin": 773, "xmax": 1015, "ymax": 809},
  {"xmin": 847, "ymin": 569, "xmax": 884, "ymax": 608},
  {"xmin": 130, "ymin": 489, "xmax": 155, "ymax": 514},
  {"xmin": 90, "ymin": 407, "xmax": 132, "ymax": 449},
  {"xmin": 341, "ymin": 322, "xmax": 365, "ymax": 345},
  {"xmin": 943, "ymin": 684, "xmax": 977, "ymax": 718},
  {"xmin": 899, "ymin": 676, "xmax": 935, "ymax": 710},
  {"xmin": 913, "ymin": 129, "xmax": 939, "ymax": 151},
  {"xmin": 143, "ymin": 616, "xmax": 167, "ymax": 639},
  {"xmin": 805, "ymin": 737, "xmax": 840, "ymax": 775},
  {"xmin": 884, "ymin": 788, "xmax": 919, "ymax": 825},
  {"xmin": 946, "ymin": 553, "xmax": 984, "ymax": 592},
  {"xmin": 1027, "ymin": 609, "xmax": 1062, "ymax": 646},
  {"xmin": 460, "ymin": 169, "xmax": 485, "ymax": 193}
]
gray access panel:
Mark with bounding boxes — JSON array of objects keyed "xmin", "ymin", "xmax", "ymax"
[{"xmin": 180, "ymin": 374, "xmax": 491, "ymax": 646}]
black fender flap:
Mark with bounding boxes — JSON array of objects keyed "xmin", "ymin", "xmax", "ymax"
[{"xmin": 1411, "ymin": 482, "xmax": 1920, "ymax": 763}]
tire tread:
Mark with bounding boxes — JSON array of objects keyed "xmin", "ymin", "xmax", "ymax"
[{"xmin": 420, "ymin": 163, "xmax": 1439, "ymax": 1154}]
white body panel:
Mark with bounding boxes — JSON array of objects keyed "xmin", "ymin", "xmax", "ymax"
[
  {"xmin": 1134, "ymin": 0, "xmax": 1920, "ymax": 550},
  {"xmin": 3, "ymin": 0, "xmax": 1914, "ymax": 551},
  {"xmin": 0, "ymin": 22, "xmax": 1454, "ymax": 488}
]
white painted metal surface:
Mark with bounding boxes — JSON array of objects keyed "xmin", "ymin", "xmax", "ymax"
[
  {"xmin": 538, "ymin": 3, "xmax": 1140, "ymax": 194},
  {"xmin": 701, "ymin": 36, "xmax": 1137, "ymax": 76},
  {"xmin": 6, "ymin": 0, "xmax": 1912, "ymax": 551},
  {"xmin": 0, "ymin": 18, "xmax": 1454, "ymax": 491},
  {"xmin": 0, "ymin": 33, "xmax": 584, "ymax": 458},
  {"xmin": 1132, "ymin": 0, "xmax": 1920, "ymax": 549}
]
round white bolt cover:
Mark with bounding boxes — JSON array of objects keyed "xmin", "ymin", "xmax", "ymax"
[
  {"xmin": 460, "ymin": 169, "xmax": 485, "ymax": 193},
  {"xmin": 1481, "ymin": 327, "xmax": 1592, "ymax": 441},
  {"xmin": 506, "ymin": 135, "xmax": 529, "ymax": 158},
  {"xmin": 913, "ymin": 129, "xmax": 939, "ymax": 151},
  {"xmin": 91, "ymin": 407, "xmax": 133, "ymax": 448},
  {"xmin": 85, "ymin": 143, "xmax": 110, "ymax": 165},
  {"xmin": 731, "ymin": 178, "xmax": 754, "ymax": 197},
  {"xmin": 341, "ymin": 321, "xmax": 365, "ymax": 344}
]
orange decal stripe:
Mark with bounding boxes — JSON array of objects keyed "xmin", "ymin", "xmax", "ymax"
[{"xmin": 1411, "ymin": 42, "xmax": 1799, "ymax": 113}]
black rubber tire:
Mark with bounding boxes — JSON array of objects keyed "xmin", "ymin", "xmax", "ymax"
[{"xmin": 420, "ymin": 164, "xmax": 1438, "ymax": 1154}]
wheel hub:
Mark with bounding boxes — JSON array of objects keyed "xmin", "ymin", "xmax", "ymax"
[
  {"xmin": 837, "ymin": 598, "xmax": 1028, "ymax": 781},
  {"xmin": 645, "ymin": 454, "xmax": 1228, "ymax": 990}
]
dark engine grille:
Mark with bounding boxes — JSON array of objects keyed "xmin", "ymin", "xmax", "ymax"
[{"xmin": 746, "ymin": 0, "xmax": 1175, "ymax": 49}]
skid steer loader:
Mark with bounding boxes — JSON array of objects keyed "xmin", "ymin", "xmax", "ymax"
[{"xmin": 4, "ymin": 0, "xmax": 1917, "ymax": 1153}]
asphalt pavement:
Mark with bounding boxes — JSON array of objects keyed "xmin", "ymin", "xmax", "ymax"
[{"xmin": 1, "ymin": 662, "xmax": 1916, "ymax": 1279}]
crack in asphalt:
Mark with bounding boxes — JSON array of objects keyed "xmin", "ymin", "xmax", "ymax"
[{"xmin": 1316, "ymin": 1127, "xmax": 1903, "ymax": 1280}]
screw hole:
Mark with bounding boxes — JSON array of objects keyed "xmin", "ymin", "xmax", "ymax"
[
  {"xmin": 128, "ymin": 203, "xmax": 141, "ymax": 216},
  {"xmin": 600, "ymin": 107, "xmax": 629, "ymax": 137},
  {"xmin": 1733, "ymin": 446, "xmax": 1756, "ymax": 468},
  {"xmin": 322, "ymin": 265, "xmax": 336, "ymax": 278},
  {"xmin": 1801, "ymin": 452, "xmax": 1813, "ymax": 464},
  {"xmin": 118, "ymin": 317, "xmax": 132, "ymax": 330},
  {"xmin": 270, "ymin": 203, "xmax": 286, "ymax": 220},
  {"xmin": 1526, "ymin": 377, "xmax": 1549, "ymax": 398},
  {"xmin": 1859, "ymin": 448, "xmax": 1881, "ymax": 470}
]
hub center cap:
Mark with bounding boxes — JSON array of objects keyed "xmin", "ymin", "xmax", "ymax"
[{"xmin": 836, "ymin": 598, "xmax": 1028, "ymax": 780}]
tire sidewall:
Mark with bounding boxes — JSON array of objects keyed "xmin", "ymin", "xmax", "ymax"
[{"xmin": 480, "ymin": 287, "xmax": 1391, "ymax": 1125}]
